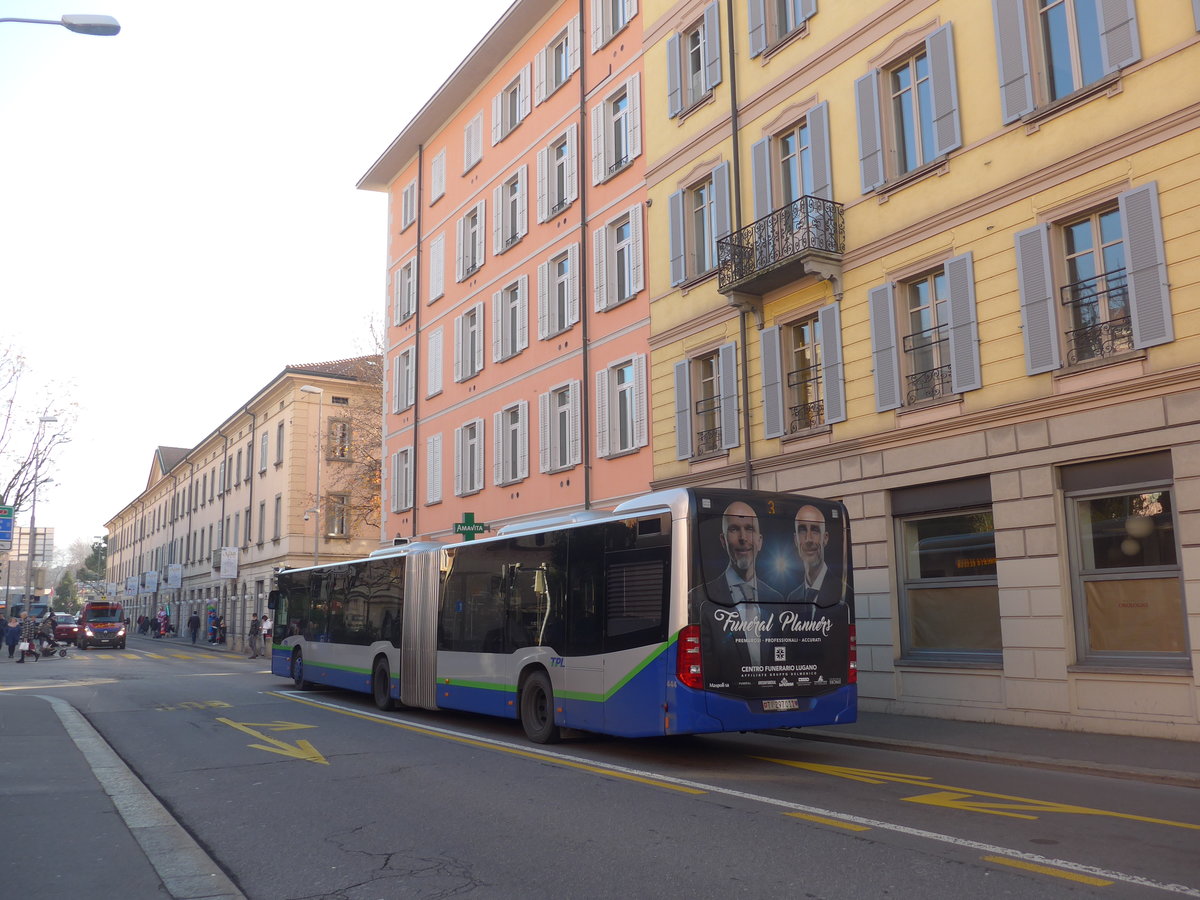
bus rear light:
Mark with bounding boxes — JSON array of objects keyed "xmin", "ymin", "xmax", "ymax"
[
  {"xmin": 848, "ymin": 624, "xmax": 858, "ymax": 684},
  {"xmin": 676, "ymin": 624, "xmax": 703, "ymax": 690}
]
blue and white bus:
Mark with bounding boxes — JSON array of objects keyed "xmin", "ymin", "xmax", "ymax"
[{"xmin": 269, "ymin": 488, "xmax": 855, "ymax": 743}]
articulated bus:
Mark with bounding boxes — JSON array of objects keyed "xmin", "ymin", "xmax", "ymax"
[{"xmin": 269, "ymin": 488, "xmax": 855, "ymax": 743}]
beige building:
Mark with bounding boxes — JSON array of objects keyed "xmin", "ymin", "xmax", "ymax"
[
  {"xmin": 105, "ymin": 358, "xmax": 381, "ymax": 645},
  {"xmin": 644, "ymin": 0, "xmax": 1200, "ymax": 739}
]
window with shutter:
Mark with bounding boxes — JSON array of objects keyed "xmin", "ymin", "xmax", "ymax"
[
  {"xmin": 1015, "ymin": 182, "xmax": 1171, "ymax": 375},
  {"xmin": 991, "ymin": 0, "xmax": 1139, "ymax": 122},
  {"xmin": 855, "ymin": 24, "xmax": 960, "ymax": 193},
  {"xmin": 748, "ymin": 0, "xmax": 816, "ymax": 57}
]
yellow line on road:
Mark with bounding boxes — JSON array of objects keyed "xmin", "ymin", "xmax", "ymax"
[
  {"xmin": 984, "ymin": 855, "xmax": 1113, "ymax": 886},
  {"xmin": 785, "ymin": 811, "xmax": 871, "ymax": 831},
  {"xmin": 269, "ymin": 691, "xmax": 705, "ymax": 794}
]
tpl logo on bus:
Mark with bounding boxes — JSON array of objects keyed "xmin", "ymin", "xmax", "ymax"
[{"xmin": 550, "ymin": 657, "xmax": 564, "ymax": 667}]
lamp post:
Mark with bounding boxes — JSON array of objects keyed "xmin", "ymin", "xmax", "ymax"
[
  {"xmin": 22, "ymin": 416, "xmax": 58, "ymax": 614},
  {"xmin": 300, "ymin": 386, "xmax": 323, "ymax": 567},
  {"xmin": 0, "ymin": 14, "xmax": 120, "ymax": 35}
]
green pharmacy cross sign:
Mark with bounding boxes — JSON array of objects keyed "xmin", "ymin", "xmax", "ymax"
[
  {"xmin": 0, "ymin": 505, "xmax": 13, "ymax": 552},
  {"xmin": 453, "ymin": 512, "xmax": 488, "ymax": 541}
]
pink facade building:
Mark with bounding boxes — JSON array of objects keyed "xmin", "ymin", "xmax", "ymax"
[{"xmin": 360, "ymin": 0, "xmax": 651, "ymax": 542}]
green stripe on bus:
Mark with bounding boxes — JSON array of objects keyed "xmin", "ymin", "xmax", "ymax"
[{"xmin": 443, "ymin": 635, "xmax": 676, "ymax": 704}]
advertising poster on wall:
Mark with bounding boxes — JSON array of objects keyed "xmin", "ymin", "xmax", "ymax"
[{"xmin": 689, "ymin": 490, "xmax": 853, "ymax": 701}]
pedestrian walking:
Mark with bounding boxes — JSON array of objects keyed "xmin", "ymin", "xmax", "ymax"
[
  {"xmin": 247, "ymin": 615, "xmax": 262, "ymax": 658},
  {"xmin": 2, "ymin": 617, "xmax": 14, "ymax": 659},
  {"xmin": 16, "ymin": 611, "xmax": 40, "ymax": 663},
  {"xmin": 187, "ymin": 610, "xmax": 201, "ymax": 644}
]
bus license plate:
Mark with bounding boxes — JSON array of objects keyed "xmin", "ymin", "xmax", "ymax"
[{"xmin": 762, "ymin": 698, "xmax": 799, "ymax": 711}]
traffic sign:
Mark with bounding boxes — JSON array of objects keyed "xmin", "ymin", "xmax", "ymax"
[{"xmin": 0, "ymin": 504, "xmax": 13, "ymax": 551}]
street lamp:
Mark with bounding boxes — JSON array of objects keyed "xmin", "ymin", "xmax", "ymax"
[
  {"xmin": 300, "ymin": 386, "xmax": 323, "ymax": 567},
  {"xmin": 0, "ymin": 14, "xmax": 121, "ymax": 36},
  {"xmin": 22, "ymin": 416, "xmax": 58, "ymax": 615}
]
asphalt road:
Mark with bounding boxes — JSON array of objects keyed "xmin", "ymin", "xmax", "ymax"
[{"xmin": 10, "ymin": 644, "xmax": 1200, "ymax": 899}]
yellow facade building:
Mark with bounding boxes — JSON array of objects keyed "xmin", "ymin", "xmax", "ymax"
[{"xmin": 644, "ymin": 0, "xmax": 1200, "ymax": 738}]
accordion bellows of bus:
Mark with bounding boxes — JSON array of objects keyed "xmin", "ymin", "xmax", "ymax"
[{"xmin": 270, "ymin": 488, "xmax": 856, "ymax": 743}]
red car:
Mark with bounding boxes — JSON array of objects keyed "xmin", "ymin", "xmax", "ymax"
[{"xmin": 50, "ymin": 613, "xmax": 79, "ymax": 645}]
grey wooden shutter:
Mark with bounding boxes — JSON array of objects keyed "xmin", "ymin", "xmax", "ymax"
[
  {"xmin": 595, "ymin": 370, "xmax": 610, "ymax": 458},
  {"xmin": 538, "ymin": 392, "xmax": 551, "ymax": 472},
  {"xmin": 536, "ymin": 147, "xmax": 549, "ymax": 222},
  {"xmin": 491, "ymin": 94, "xmax": 502, "ymax": 145},
  {"xmin": 760, "ymin": 326, "xmax": 785, "ymax": 439},
  {"xmin": 945, "ymin": 252, "xmax": 982, "ymax": 393},
  {"xmin": 537, "ymin": 260, "xmax": 550, "ymax": 339},
  {"xmin": 992, "ymin": 0, "xmax": 1034, "ymax": 123},
  {"xmin": 567, "ymin": 380, "xmax": 581, "ymax": 464},
  {"xmin": 453, "ymin": 426, "xmax": 464, "ymax": 496},
  {"xmin": 713, "ymin": 161, "xmax": 731, "ymax": 240},
  {"xmin": 667, "ymin": 33, "xmax": 682, "ymax": 118},
  {"xmin": 453, "ymin": 315, "xmax": 464, "ymax": 381},
  {"xmin": 868, "ymin": 283, "xmax": 902, "ymax": 411},
  {"xmin": 1014, "ymin": 224, "xmax": 1062, "ymax": 374},
  {"xmin": 493, "ymin": 411, "xmax": 504, "ymax": 485},
  {"xmin": 492, "ymin": 183, "xmax": 504, "ymax": 251},
  {"xmin": 855, "ymin": 70, "xmax": 885, "ymax": 193},
  {"xmin": 633, "ymin": 355, "xmax": 648, "ymax": 448},
  {"xmin": 718, "ymin": 342, "xmax": 740, "ymax": 449},
  {"xmin": 1120, "ymin": 182, "xmax": 1173, "ymax": 348},
  {"xmin": 751, "ymin": 137, "xmax": 773, "ymax": 220},
  {"xmin": 703, "ymin": 1, "xmax": 722, "ymax": 91},
  {"xmin": 517, "ymin": 400, "xmax": 530, "ymax": 480},
  {"xmin": 819, "ymin": 303, "xmax": 846, "ymax": 424},
  {"xmin": 674, "ymin": 360, "xmax": 693, "ymax": 459},
  {"xmin": 925, "ymin": 24, "xmax": 962, "ymax": 157},
  {"xmin": 591, "ymin": 103, "xmax": 605, "ymax": 185},
  {"xmin": 491, "ymin": 290, "xmax": 504, "ymax": 362},
  {"xmin": 1098, "ymin": 0, "xmax": 1140, "ymax": 72},
  {"xmin": 748, "ymin": 0, "xmax": 767, "ymax": 57},
  {"xmin": 565, "ymin": 123, "xmax": 578, "ymax": 202},
  {"xmin": 799, "ymin": 0, "xmax": 816, "ymax": 20},
  {"xmin": 593, "ymin": 226, "xmax": 608, "ymax": 310},
  {"xmin": 567, "ymin": 243, "xmax": 580, "ymax": 326},
  {"xmin": 629, "ymin": 203, "xmax": 644, "ymax": 293},
  {"xmin": 668, "ymin": 190, "xmax": 687, "ymax": 286},
  {"xmin": 1194, "ymin": 0, "xmax": 1200, "ymax": 31},
  {"xmin": 534, "ymin": 48, "xmax": 547, "ymax": 106},
  {"xmin": 808, "ymin": 101, "xmax": 832, "ymax": 201},
  {"xmin": 627, "ymin": 73, "xmax": 642, "ymax": 159}
]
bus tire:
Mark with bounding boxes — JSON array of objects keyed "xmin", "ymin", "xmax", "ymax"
[
  {"xmin": 372, "ymin": 658, "xmax": 395, "ymax": 711},
  {"xmin": 519, "ymin": 670, "xmax": 561, "ymax": 744},
  {"xmin": 291, "ymin": 649, "xmax": 313, "ymax": 690}
]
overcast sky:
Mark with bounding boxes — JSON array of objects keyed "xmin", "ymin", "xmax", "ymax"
[{"xmin": 1, "ymin": 0, "xmax": 510, "ymax": 558}]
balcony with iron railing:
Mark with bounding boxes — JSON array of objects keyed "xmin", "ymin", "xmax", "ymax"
[
  {"xmin": 693, "ymin": 396, "xmax": 722, "ymax": 457},
  {"xmin": 718, "ymin": 195, "xmax": 844, "ymax": 296},
  {"xmin": 787, "ymin": 365, "xmax": 825, "ymax": 433},
  {"xmin": 903, "ymin": 324, "xmax": 953, "ymax": 404},
  {"xmin": 1062, "ymin": 268, "xmax": 1132, "ymax": 365}
]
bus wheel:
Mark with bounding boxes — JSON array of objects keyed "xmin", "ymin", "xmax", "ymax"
[
  {"xmin": 291, "ymin": 650, "xmax": 313, "ymax": 690},
  {"xmin": 372, "ymin": 658, "xmax": 394, "ymax": 711},
  {"xmin": 520, "ymin": 670, "xmax": 561, "ymax": 744}
]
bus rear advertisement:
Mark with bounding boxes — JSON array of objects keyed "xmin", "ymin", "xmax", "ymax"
[{"xmin": 269, "ymin": 488, "xmax": 855, "ymax": 743}]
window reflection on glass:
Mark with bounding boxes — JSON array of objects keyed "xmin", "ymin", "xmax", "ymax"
[
  {"xmin": 899, "ymin": 510, "xmax": 1000, "ymax": 656},
  {"xmin": 1075, "ymin": 491, "xmax": 1176, "ymax": 571}
]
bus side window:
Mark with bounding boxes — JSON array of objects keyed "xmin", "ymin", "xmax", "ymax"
[{"xmin": 603, "ymin": 545, "xmax": 669, "ymax": 653}]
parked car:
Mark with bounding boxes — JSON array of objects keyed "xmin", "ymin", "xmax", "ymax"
[{"xmin": 51, "ymin": 613, "xmax": 79, "ymax": 645}]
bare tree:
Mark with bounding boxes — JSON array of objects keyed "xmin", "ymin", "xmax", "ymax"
[
  {"xmin": 0, "ymin": 346, "xmax": 72, "ymax": 514},
  {"xmin": 323, "ymin": 352, "xmax": 383, "ymax": 534}
]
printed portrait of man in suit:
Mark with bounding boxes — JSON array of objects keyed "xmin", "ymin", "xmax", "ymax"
[{"xmin": 785, "ymin": 504, "xmax": 842, "ymax": 608}]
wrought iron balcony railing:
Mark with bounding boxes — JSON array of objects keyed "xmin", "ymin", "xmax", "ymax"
[
  {"xmin": 786, "ymin": 364, "xmax": 824, "ymax": 432},
  {"xmin": 1061, "ymin": 268, "xmax": 1132, "ymax": 364},
  {"xmin": 718, "ymin": 195, "xmax": 844, "ymax": 294}
]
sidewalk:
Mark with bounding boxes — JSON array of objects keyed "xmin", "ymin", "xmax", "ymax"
[{"xmin": 0, "ymin": 690, "xmax": 243, "ymax": 900}]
